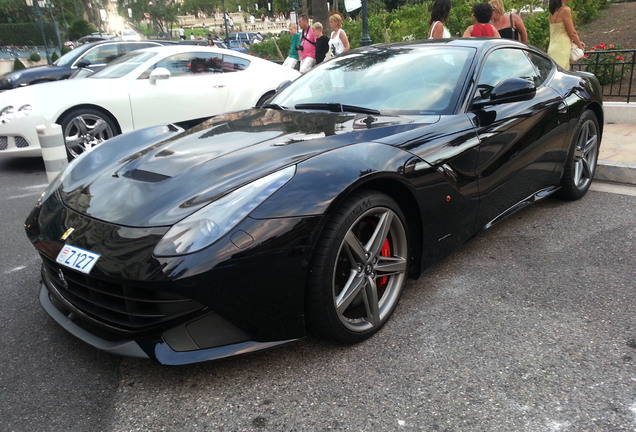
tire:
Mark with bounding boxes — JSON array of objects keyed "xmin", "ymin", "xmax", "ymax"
[
  {"xmin": 306, "ymin": 190, "xmax": 409, "ymax": 344},
  {"xmin": 558, "ymin": 109, "xmax": 600, "ymax": 200},
  {"xmin": 58, "ymin": 108, "xmax": 118, "ymax": 160}
]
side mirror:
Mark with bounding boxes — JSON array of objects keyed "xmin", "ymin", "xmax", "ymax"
[
  {"xmin": 275, "ymin": 80, "xmax": 292, "ymax": 94},
  {"xmin": 75, "ymin": 59, "xmax": 90, "ymax": 68},
  {"xmin": 473, "ymin": 78, "xmax": 536, "ymax": 109},
  {"xmin": 149, "ymin": 67, "xmax": 171, "ymax": 84}
]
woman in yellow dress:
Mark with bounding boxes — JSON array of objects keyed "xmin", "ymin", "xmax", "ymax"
[{"xmin": 548, "ymin": 0, "xmax": 585, "ymax": 69}]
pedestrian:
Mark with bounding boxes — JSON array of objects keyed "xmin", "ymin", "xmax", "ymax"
[
  {"xmin": 313, "ymin": 22, "xmax": 330, "ymax": 64},
  {"xmin": 297, "ymin": 14, "xmax": 316, "ymax": 74},
  {"xmin": 190, "ymin": 32, "xmax": 195, "ymax": 40},
  {"xmin": 489, "ymin": 0, "xmax": 528, "ymax": 42},
  {"xmin": 283, "ymin": 23, "xmax": 301, "ymax": 69},
  {"xmin": 547, "ymin": 0, "xmax": 585, "ymax": 69},
  {"xmin": 428, "ymin": 0, "xmax": 451, "ymax": 39},
  {"xmin": 328, "ymin": 13, "xmax": 350, "ymax": 56},
  {"xmin": 178, "ymin": 27, "xmax": 186, "ymax": 40},
  {"xmin": 462, "ymin": 3, "xmax": 501, "ymax": 38}
]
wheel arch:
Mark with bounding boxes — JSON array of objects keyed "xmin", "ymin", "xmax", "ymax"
[
  {"xmin": 255, "ymin": 90, "xmax": 276, "ymax": 107},
  {"xmin": 585, "ymin": 101, "xmax": 604, "ymax": 138},
  {"xmin": 322, "ymin": 176, "xmax": 424, "ymax": 279},
  {"xmin": 56, "ymin": 104, "xmax": 122, "ymax": 134}
]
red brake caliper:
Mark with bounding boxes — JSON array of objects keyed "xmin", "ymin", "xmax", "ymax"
[{"xmin": 377, "ymin": 238, "xmax": 391, "ymax": 287}]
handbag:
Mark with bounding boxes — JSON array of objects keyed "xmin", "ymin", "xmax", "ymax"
[{"xmin": 570, "ymin": 43, "xmax": 584, "ymax": 62}]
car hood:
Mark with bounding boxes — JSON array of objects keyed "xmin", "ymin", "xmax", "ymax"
[
  {"xmin": 59, "ymin": 109, "xmax": 439, "ymax": 227},
  {"xmin": 0, "ymin": 64, "xmax": 65, "ymax": 87}
]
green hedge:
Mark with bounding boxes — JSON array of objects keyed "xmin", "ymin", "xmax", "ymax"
[{"xmin": 0, "ymin": 22, "xmax": 57, "ymax": 46}]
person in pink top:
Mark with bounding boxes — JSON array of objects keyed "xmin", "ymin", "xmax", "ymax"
[
  {"xmin": 298, "ymin": 14, "xmax": 317, "ymax": 74},
  {"xmin": 463, "ymin": 3, "xmax": 501, "ymax": 38}
]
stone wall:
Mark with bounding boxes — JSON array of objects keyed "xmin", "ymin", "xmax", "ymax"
[{"xmin": 0, "ymin": 58, "xmax": 48, "ymax": 75}]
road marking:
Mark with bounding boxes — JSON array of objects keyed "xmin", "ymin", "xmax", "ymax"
[
  {"xmin": 8, "ymin": 183, "xmax": 48, "ymax": 200},
  {"xmin": 4, "ymin": 265, "xmax": 27, "ymax": 275}
]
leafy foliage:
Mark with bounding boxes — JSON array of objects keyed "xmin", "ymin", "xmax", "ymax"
[
  {"xmin": 524, "ymin": 11, "xmax": 549, "ymax": 51},
  {"xmin": 13, "ymin": 58, "xmax": 25, "ymax": 70},
  {"xmin": 29, "ymin": 52, "xmax": 41, "ymax": 62},
  {"xmin": 68, "ymin": 19, "xmax": 97, "ymax": 40},
  {"xmin": 581, "ymin": 43, "xmax": 633, "ymax": 85}
]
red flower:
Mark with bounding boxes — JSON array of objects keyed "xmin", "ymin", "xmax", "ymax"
[
  {"xmin": 609, "ymin": 44, "xmax": 614, "ymax": 48},
  {"xmin": 617, "ymin": 56, "xmax": 624, "ymax": 61}
]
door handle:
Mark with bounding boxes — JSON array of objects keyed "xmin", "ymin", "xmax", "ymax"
[{"xmin": 557, "ymin": 101, "xmax": 567, "ymax": 113}]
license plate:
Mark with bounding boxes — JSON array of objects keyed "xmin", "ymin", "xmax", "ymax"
[{"xmin": 56, "ymin": 244, "xmax": 100, "ymax": 274}]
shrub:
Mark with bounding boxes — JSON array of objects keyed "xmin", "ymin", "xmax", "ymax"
[
  {"xmin": 13, "ymin": 58, "xmax": 26, "ymax": 71},
  {"xmin": 249, "ymin": 35, "xmax": 289, "ymax": 60},
  {"xmin": 61, "ymin": 45, "xmax": 72, "ymax": 55},
  {"xmin": 581, "ymin": 43, "xmax": 633, "ymax": 85},
  {"xmin": 524, "ymin": 11, "xmax": 550, "ymax": 51},
  {"xmin": 51, "ymin": 52, "xmax": 59, "ymax": 62},
  {"xmin": 29, "ymin": 52, "xmax": 41, "ymax": 62},
  {"xmin": 69, "ymin": 19, "xmax": 98, "ymax": 40}
]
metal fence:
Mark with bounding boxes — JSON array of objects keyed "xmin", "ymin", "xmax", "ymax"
[{"xmin": 572, "ymin": 48, "xmax": 636, "ymax": 103}]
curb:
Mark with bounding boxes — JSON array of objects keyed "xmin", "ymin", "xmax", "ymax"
[{"xmin": 596, "ymin": 160, "xmax": 636, "ymax": 185}]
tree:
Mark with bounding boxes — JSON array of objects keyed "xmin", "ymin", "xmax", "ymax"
[{"xmin": 311, "ymin": 0, "xmax": 328, "ymax": 27}]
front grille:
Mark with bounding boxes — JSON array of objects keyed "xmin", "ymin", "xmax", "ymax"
[
  {"xmin": 41, "ymin": 256, "xmax": 204, "ymax": 335},
  {"xmin": 0, "ymin": 136, "xmax": 7, "ymax": 150},
  {"xmin": 15, "ymin": 136, "xmax": 29, "ymax": 148}
]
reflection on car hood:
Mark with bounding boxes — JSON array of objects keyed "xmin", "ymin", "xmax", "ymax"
[
  {"xmin": 0, "ymin": 65, "xmax": 62, "ymax": 88},
  {"xmin": 60, "ymin": 109, "xmax": 439, "ymax": 227}
]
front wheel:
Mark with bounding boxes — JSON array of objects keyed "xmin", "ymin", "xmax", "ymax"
[
  {"xmin": 558, "ymin": 109, "xmax": 600, "ymax": 200},
  {"xmin": 58, "ymin": 108, "xmax": 118, "ymax": 160},
  {"xmin": 306, "ymin": 190, "xmax": 409, "ymax": 344}
]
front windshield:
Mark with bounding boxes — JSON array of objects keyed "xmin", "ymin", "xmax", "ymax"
[
  {"xmin": 272, "ymin": 45, "xmax": 475, "ymax": 115},
  {"xmin": 53, "ymin": 43, "xmax": 93, "ymax": 66},
  {"xmin": 90, "ymin": 51, "xmax": 158, "ymax": 79}
]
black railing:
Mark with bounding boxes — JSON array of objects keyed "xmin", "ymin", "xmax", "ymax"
[{"xmin": 572, "ymin": 48, "xmax": 636, "ymax": 103}]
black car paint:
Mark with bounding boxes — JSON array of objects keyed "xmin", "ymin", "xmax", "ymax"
[{"xmin": 25, "ymin": 39, "xmax": 603, "ymax": 364}]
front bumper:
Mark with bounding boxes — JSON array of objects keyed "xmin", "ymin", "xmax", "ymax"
[
  {"xmin": 28, "ymin": 190, "xmax": 319, "ymax": 364},
  {"xmin": 0, "ymin": 113, "xmax": 43, "ymax": 157},
  {"xmin": 40, "ymin": 283, "xmax": 301, "ymax": 365}
]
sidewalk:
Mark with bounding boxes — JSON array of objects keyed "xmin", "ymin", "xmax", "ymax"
[{"xmin": 597, "ymin": 123, "xmax": 636, "ymax": 185}]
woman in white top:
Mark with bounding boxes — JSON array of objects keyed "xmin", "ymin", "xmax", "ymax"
[
  {"xmin": 429, "ymin": 0, "xmax": 452, "ymax": 39},
  {"xmin": 328, "ymin": 14, "xmax": 350, "ymax": 57}
]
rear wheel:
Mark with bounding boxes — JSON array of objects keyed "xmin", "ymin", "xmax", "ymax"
[
  {"xmin": 558, "ymin": 109, "xmax": 600, "ymax": 200},
  {"xmin": 306, "ymin": 190, "xmax": 409, "ymax": 344},
  {"xmin": 59, "ymin": 108, "xmax": 118, "ymax": 160}
]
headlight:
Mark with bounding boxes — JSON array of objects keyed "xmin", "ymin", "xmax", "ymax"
[
  {"xmin": 0, "ymin": 104, "xmax": 32, "ymax": 124},
  {"xmin": 154, "ymin": 165, "xmax": 296, "ymax": 257}
]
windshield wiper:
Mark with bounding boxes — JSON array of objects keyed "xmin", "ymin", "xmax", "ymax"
[{"xmin": 294, "ymin": 103, "xmax": 380, "ymax": 115}]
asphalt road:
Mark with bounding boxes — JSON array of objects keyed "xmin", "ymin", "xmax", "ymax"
[{"xmin": 1, "ymin": 156, "xmax": 634, "ymax": 432}]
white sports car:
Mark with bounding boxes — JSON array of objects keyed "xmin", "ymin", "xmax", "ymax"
[{"xmin": 0, "ymin": 45, "xmax": 300, "ymax": 158}]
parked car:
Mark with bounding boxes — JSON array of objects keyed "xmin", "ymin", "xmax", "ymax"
[
  {"xmin": 178, "ymin": 39, "xmax": 229, "ymax": 49},
  {"xmin": 119, "ymin": 28, "xmax": 142, "ymax": 41},
  {"xmin": 24, "ymin": 39, "xmax": 603, "ymax": 365},
  {"xmin": 228, "ymin": 39, "xmax": 248, "ymax": 53},
  {"xmin": 76, "ymin": 32, "xmax": 118, "ymax": 44},
  {"xmin": 0, "ymin": 40, "xmax": 172, "ymax": 90},
  {"xmin": 228, "ymin": 31, "xmax": 264, "ymax": 44},
  {"xmin": 0, "ymin": 45, "xmax": 300, "ymax": 158}
]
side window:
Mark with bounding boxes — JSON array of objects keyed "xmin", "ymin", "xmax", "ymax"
[
  {"xmin": 527, "ymin": 52, "xmax": 554, "ymax": 86},
  {"xmin": 146, "ymin": 52, "xmax": 224, "ymax": 77},
  {"xmin": 120, "ymin": 42, "xmax": 154, "ymax": 54},
  {"xmin": 82, "ymin": 44, "xmax": 119, "ymax": 65},
  {"xmin": 222, "ymin": 55, "xmax": 250, "ymax": 72},
  {"xmin": 477, "ymin": 48, "xmax": 539, "ymax": 96}
]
